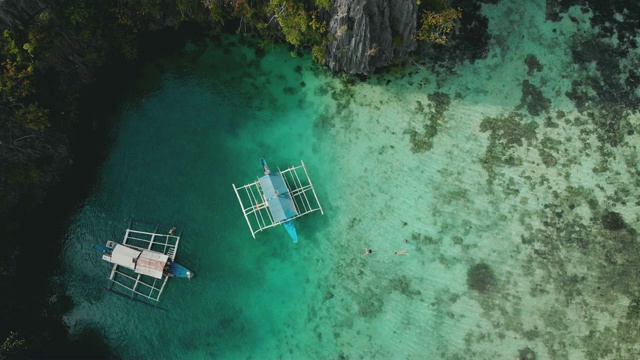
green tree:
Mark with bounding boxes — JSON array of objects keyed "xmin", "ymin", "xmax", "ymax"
[
  {"xmin": 0, "ymin": 332, "xmax": 26, "ymax": 359},
  {"xmin": 275, "ymin": 1, "xmax": 309, "ymax": 46},
  {"xmin": 202, "ymin": 0, "xmax": 226, "ymax": 24},
  {"xmin": 0, "ymin": 30, "xmax": 36, "ymax": 104},
  {"xmin": 13, "ymin": 103, "xmax": 50, "ymax": 131},
  {"xmin": 415, "ymin": 1, "xmax": 462, "ymax": 45},
  {"xmin": 113, "ymin": 0, "xmax": 163, "ymax": 31}
]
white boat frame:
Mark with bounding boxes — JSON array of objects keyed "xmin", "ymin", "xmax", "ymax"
[
  {"xmin": 103, "ymin": 223, "xmax": 181, "ymax": 303},
  {"xmin": 232, "ymin": 160, "xmax": 324, "ymax": 238}
]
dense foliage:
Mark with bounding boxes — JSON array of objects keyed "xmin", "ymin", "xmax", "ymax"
[{"xmin": 416, "ymin": 6, "xmax": 462, "ymax": 44}]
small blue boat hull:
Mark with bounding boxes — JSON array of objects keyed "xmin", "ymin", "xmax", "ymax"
[
  {"xmin": 170, "ymin": 262, "xmax": 194, "ymax": 279},
  {"xmin": 260, "ymin": 158, "xmax": 298, "ymax": 243},
  {"xmin": 283, "ymin": 220, "xmax": 298, "ymax": 243},
  {"xmin": 261, "ymin": 158, "xmax": 270, "ymax": 174},
  {"xmin": 93, "ymin": 244, "xmax": 113, "ymax": 254}
]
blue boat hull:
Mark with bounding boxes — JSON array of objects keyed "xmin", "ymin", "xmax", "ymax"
[
  {"xmin": 283, "ymin": 220, "xmax": 298, "ymax": 243},
  {"xmin": 170, "ymin": 262, "xmax": 194, "ymax": 279},
  {"xmin": 261, "ymin": 158, "xmax": 270, "ymax": 174},
  {"xmin": 93, "ymin": 244, "xmax": 113, "ymax": 254},
  {"xmin": 261, "ymin": 158, "xmax": 299, "ymax": 243}
]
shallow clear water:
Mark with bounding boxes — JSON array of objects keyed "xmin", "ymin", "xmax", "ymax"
[{"xmin": 61, "ymin": 1, "xmax": 640, "ymax": 359}]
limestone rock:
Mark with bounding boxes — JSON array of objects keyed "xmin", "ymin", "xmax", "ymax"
[{"xmin": 326, "ymin": 0, "xmax": 417, "ymax": 74}]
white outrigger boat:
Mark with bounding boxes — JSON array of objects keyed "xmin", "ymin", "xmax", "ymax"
[
  {"xmin": 232, "ymin": 159, "xmax": 323, "ymax": 243},
  {"xmin": 94, "ymin": 220, "xmax": 193, "ymax": 305}
]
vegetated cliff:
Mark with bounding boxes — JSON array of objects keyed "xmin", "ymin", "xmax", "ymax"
[
  {"xmin": 2, "ymin": 0, "xmax": 420, "ymax": 77},
  {"xmin": 0, "ymin": 114, "xmax": 69, "ymax": 213},
  {"xmin": 326, "ymin": 0, "xmax": 416, "ymax": 74}
]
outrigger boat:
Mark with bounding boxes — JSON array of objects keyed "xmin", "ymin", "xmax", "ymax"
[
  {"xmin": 94, "ymin": 241, "xmax": 193, "ymax": 279},
  {"xmin": 232, "ymin": 159, "xmax": 324, "ymax": 243},
  {"xmin": 94, "ymin": 221, "xmax": 193, "ymax": 305}
]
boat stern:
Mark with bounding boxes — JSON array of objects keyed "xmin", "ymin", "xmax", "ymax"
[
  {"xmin": 170, "ymin": 262, "xmax": 194, "ymax": 279},
  {"xmin": 283, "ymin": 220, "xmax": 298, "ymax": 243}
]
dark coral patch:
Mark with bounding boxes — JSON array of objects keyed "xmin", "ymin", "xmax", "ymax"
[
  {"xmin": 518, "ymin": 347, "xmax": 536, "ymax": 360},
  {"xmin": 282, "ymin": 86, "xmax": 297, "ymax": 95},
  {"xmin": 388, "ymin": 275, "xmax": 422, "ymax": 298},
  {"xmin": 524, "ymin": 54, "xmax": 543, "ymax": 76},
  {"xmin": 602, "ymin": 211, "xmax": 626, "ymax": 231},
  {"xmin": 520, "ymin": 80, "xmax": 551, "ymax": 116},
  {"xmin": 467, "ymin": 262, "xmax": 496, "ymax": 294},
  {"xmin": 357, "ymin": 288, "xmax": 384, "ymax": 318}
]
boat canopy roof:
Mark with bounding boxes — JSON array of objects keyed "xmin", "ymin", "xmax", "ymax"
[
  {"xmin": 111, "ymin": 244, "xmax": 140, "ymax": 270},
  {"xmin": 136, "ymin": 250, "xmax": 169, "ymax": 279},
  {"xmin": 110, "ymin": 244, "xmax": 169, "ymax": 279},
  {"xmin": 259, "ymin": 173, "xmax": 298, "ymax": 222}
]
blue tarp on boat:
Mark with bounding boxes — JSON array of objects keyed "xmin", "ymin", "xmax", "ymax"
[{"xmin": 259, "ymin": 173, "xmax": 297, "ymax": 223}]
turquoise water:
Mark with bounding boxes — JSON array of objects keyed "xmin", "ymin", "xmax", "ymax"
[{"xmin": 61, "ymin": 1, "xmax": 640, "ymax": 359}]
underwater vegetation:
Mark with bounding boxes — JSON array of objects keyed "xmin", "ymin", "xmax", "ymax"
[
  {"xmin": 406, "ymin": 92, "xmax": 451, "ymax": 153},
  {"xmin": 357, "ymin": 287, "xmax": 385, "ymax": 318},
  {"xmin": 387, "ymin": 275, "xmax": 422, "ymax": 298},
  {"xmin": 479, "ymin": 111, "xmax": 538, "ymax": 186}
]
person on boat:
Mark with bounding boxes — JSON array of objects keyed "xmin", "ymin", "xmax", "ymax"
[
  {"xmin": 263, "ymin": 165, "xmax": 270, "ymax": 175},
  {"xmin": 168, "ymin": 226, "xmax": 176, "ymax": 235},
  {"xmin": 364, "ymin": 248, "xmax": 373, "ymax": 256}
]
